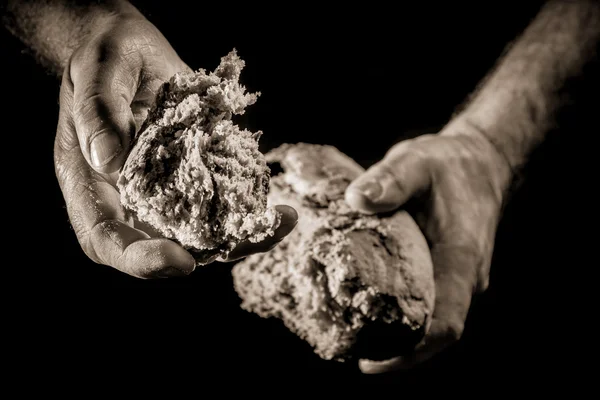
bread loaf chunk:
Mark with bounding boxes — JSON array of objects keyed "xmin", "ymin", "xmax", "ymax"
[
  {"xmin": 232, "ymin": 143, "xmax": 435, "ymax": 362},
  {"xmin": 117, "ymin": 50, "xmax": 280, "ymax": 265}
]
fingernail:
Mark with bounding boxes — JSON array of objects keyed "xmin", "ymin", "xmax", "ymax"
[
  {"xmin": 156, "ymin": 267, "xmax": 189, "ymax": 278},
  {"xmin": 353, "ymin": 181, "xmax": 383, "ymax": 201},
  {"xmin": 91, "ymin": 133, "xmax": 121, "ymax": 168}
]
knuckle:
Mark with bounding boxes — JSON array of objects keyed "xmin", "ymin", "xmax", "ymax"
[
  {"xmin": 73, "ymin": 94, "xmax": 113, "ymax": 144},
  {"xmin": 432, "ymin": 135, "xmax": 502, "ymax": 181},
  {"xmin": 94, "ymin": 36, "xmax": 120, "ymax": 63},
  {"xmin": 384, "ymin": 139, "xmax": 412, "ymax": 159},
  {"xmin": 54, "ymin": 147, "xmax": 84, "ymax": 190},
  {"xmin": 393, "ymin": 134, "xmax": 485, "ymax": 174},
  {"xmin": 76, "ymin": 35, "xmax": 119, "ymax": 68},
  {"xmin": 54, "ymin": 110, "xmax": 80, "ymax": 161},
  {"xmin": 374, "ymin": 160, "xmax": 407, "ymax": 193},
  {"xmin": 85, "ymin": 219, "xmax": 121, "ymax": 267},
  {"xmin": 70, "ymin": 39, "xmax": 114, "ymax": 87},
  {"xmin": 68, "ymin": 206, "xmax": 89, "ymax": 241},
  {"xmin": 112, "ymin": 75, "xmax": 136, "ymax": 101},
  {"xmin": 119, "ymin": 35, "xmax": 144, "ymax": 59},
  {"xmin": 74, "ymin": 90, "xmax": 130, "ymax": 139},
  {"xmin": 79, "ymin": 232, "xmax": 102, "ymax": 265},
  {"xmin": 74, "ymin": 92, "xmax": 106, "ymax": 119},
  {"xmin": 69, "ymin": 208, "xmax": 101, "ymax": 264},
  {"xmin": 73, "ymin": 103, "xmax": 95, "ymax": 135}
]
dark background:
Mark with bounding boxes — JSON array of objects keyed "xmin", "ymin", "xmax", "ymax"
[{"xmin": 3, "ymin": 1, "xmax": 597, "ymax": 387}]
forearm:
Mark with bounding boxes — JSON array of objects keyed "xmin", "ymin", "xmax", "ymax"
[
  {"xmin": 445, "ymin": 0, "xmax": 600, "ymax": 176},
  {"xmin": 2, "ymin": 0, "xmax": 143, "ymax": 76}
]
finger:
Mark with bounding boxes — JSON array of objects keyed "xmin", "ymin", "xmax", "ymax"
[
  {"xmin": 358, "ymin": 243, "xmax": 480, "ymax": 374},
  {"xmin": 57, "ymin": 157, "xmax": 196, "ymax": 278},
  {"xmin": 358, "ymin": 357, "xmax": 404, "ymax": 375},
  {"xmin": 345, "ymin": 141, "xmax": 431, "ymax": 214},
  {"xmin": 357, "ymin": 321, "xmax": 455, "ymax": 374},
  {"xmin": 70, "ymin": 38, "xmax": 141, "ymax": 174},
  {"xmin": 223, "ymin": 205, "xmax": 299, "ymax": 262},
  {"xmin": 87, "ymin": 219, "xmax": 196, "ymax": 278},
  {"xmin": 55, "ymin": 75, "xmax": 195, "ymax": 279}
]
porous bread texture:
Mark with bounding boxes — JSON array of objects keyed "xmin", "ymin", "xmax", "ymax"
[
  {"xmin": 232, "ymin": 143, "xmax": 435, "ymax": 362},
  {"xmin": 117, "ymin": 50, "xmax": 280, "ymax": 265}
]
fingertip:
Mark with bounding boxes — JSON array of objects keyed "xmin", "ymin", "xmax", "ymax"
[
  {"xmin": 156, "ymin": 239, "xmax": 196, "ymax": 273},
  {"xmin": 358, "ymin": 357, "xmax": 404, "ymax": 374},
  {"xmin": 345, "ymin": 151, "xmax": 432, "ymax": 214},
  {"xmin": 122, "ymin": 239, "xmax": 196, "ymax": 279}
]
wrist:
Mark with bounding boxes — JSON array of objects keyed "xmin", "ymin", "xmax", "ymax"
[
  {"xmin": 3, "ymin": 0, "xmax": 147, "ymax": 76},
  {"xmin": 440, "ymin": 116, "xmax": 515, "ymax": 202}
]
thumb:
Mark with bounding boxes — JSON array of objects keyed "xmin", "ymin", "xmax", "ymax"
[
  {"xmin": 345, "ymin": 141, "xmax": 431, "ymax": 214},
  {"xmin": 70, "ymin": 44, "xmax": 140, "ymax": 174}
]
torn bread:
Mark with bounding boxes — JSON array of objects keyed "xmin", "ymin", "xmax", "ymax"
[
  {"xmin": 232, "ymin": 143, "xmax": 435, "ymax": 361},
  {"xmin": 117, "ymin": 50, "xmax": 280, "ymax": 265}
]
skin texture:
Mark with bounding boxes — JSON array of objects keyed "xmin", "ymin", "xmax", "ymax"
[
  {"xmin": 3, "ymin": 0, "xmax": 297, "ymax": 279},
  {"xmin": 346, "ymin": 0, "xmax": 600, "ymax": 373},
  {"xmin": 2, "ymin": 0, "xmax": 598, "ymax": 371}
]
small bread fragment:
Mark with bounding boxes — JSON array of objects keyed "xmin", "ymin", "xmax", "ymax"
[
  {"xmin": 232, "ymin": 143, "xmax": 435, "ymax": 362},
  {"xmin": 117, "ymin": 50, "xmax": 280, "ymax": 265}
]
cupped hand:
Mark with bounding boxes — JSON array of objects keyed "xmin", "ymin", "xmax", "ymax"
[
  {"xmin": 54, "ymin": 13, "xmax": 297, "ymax": 279},
  {"xmin": 344, "ymin": 127, "xmax": 512, "ymax": 373}
]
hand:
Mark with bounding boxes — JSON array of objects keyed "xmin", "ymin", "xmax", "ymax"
[
  {"xmin": 344, "ymin": 127, "xmax": 512, "ymax": 373},
  {"xmin": 54, "ymin": 12, "xmax": 297, "ymax": 279}
]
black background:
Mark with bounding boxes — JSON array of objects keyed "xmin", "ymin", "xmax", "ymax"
[{"xmin": 2, "ymin": 0, "xmax": 597, "ymax": 387}]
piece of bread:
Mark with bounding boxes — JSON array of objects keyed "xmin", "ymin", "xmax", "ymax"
[
  {"xmin": 117, "ymin": 50, "xmax": 280, "ymax": 265},
  {"xmin": 231, "ymin": 143, "xmax": 435, "ymax": 362}
]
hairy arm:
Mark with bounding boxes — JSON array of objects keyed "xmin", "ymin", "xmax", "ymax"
[
  {"xmin": 446, "ymin": 0, "xmax": 600, "ymax": 181},
  {"xmin": 347, "ymin": 0, "xmax": 600, "ymax": 374},
  {"xmin": 1, "ymin": 0, "xmax": 142, "ymax": 76}
]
